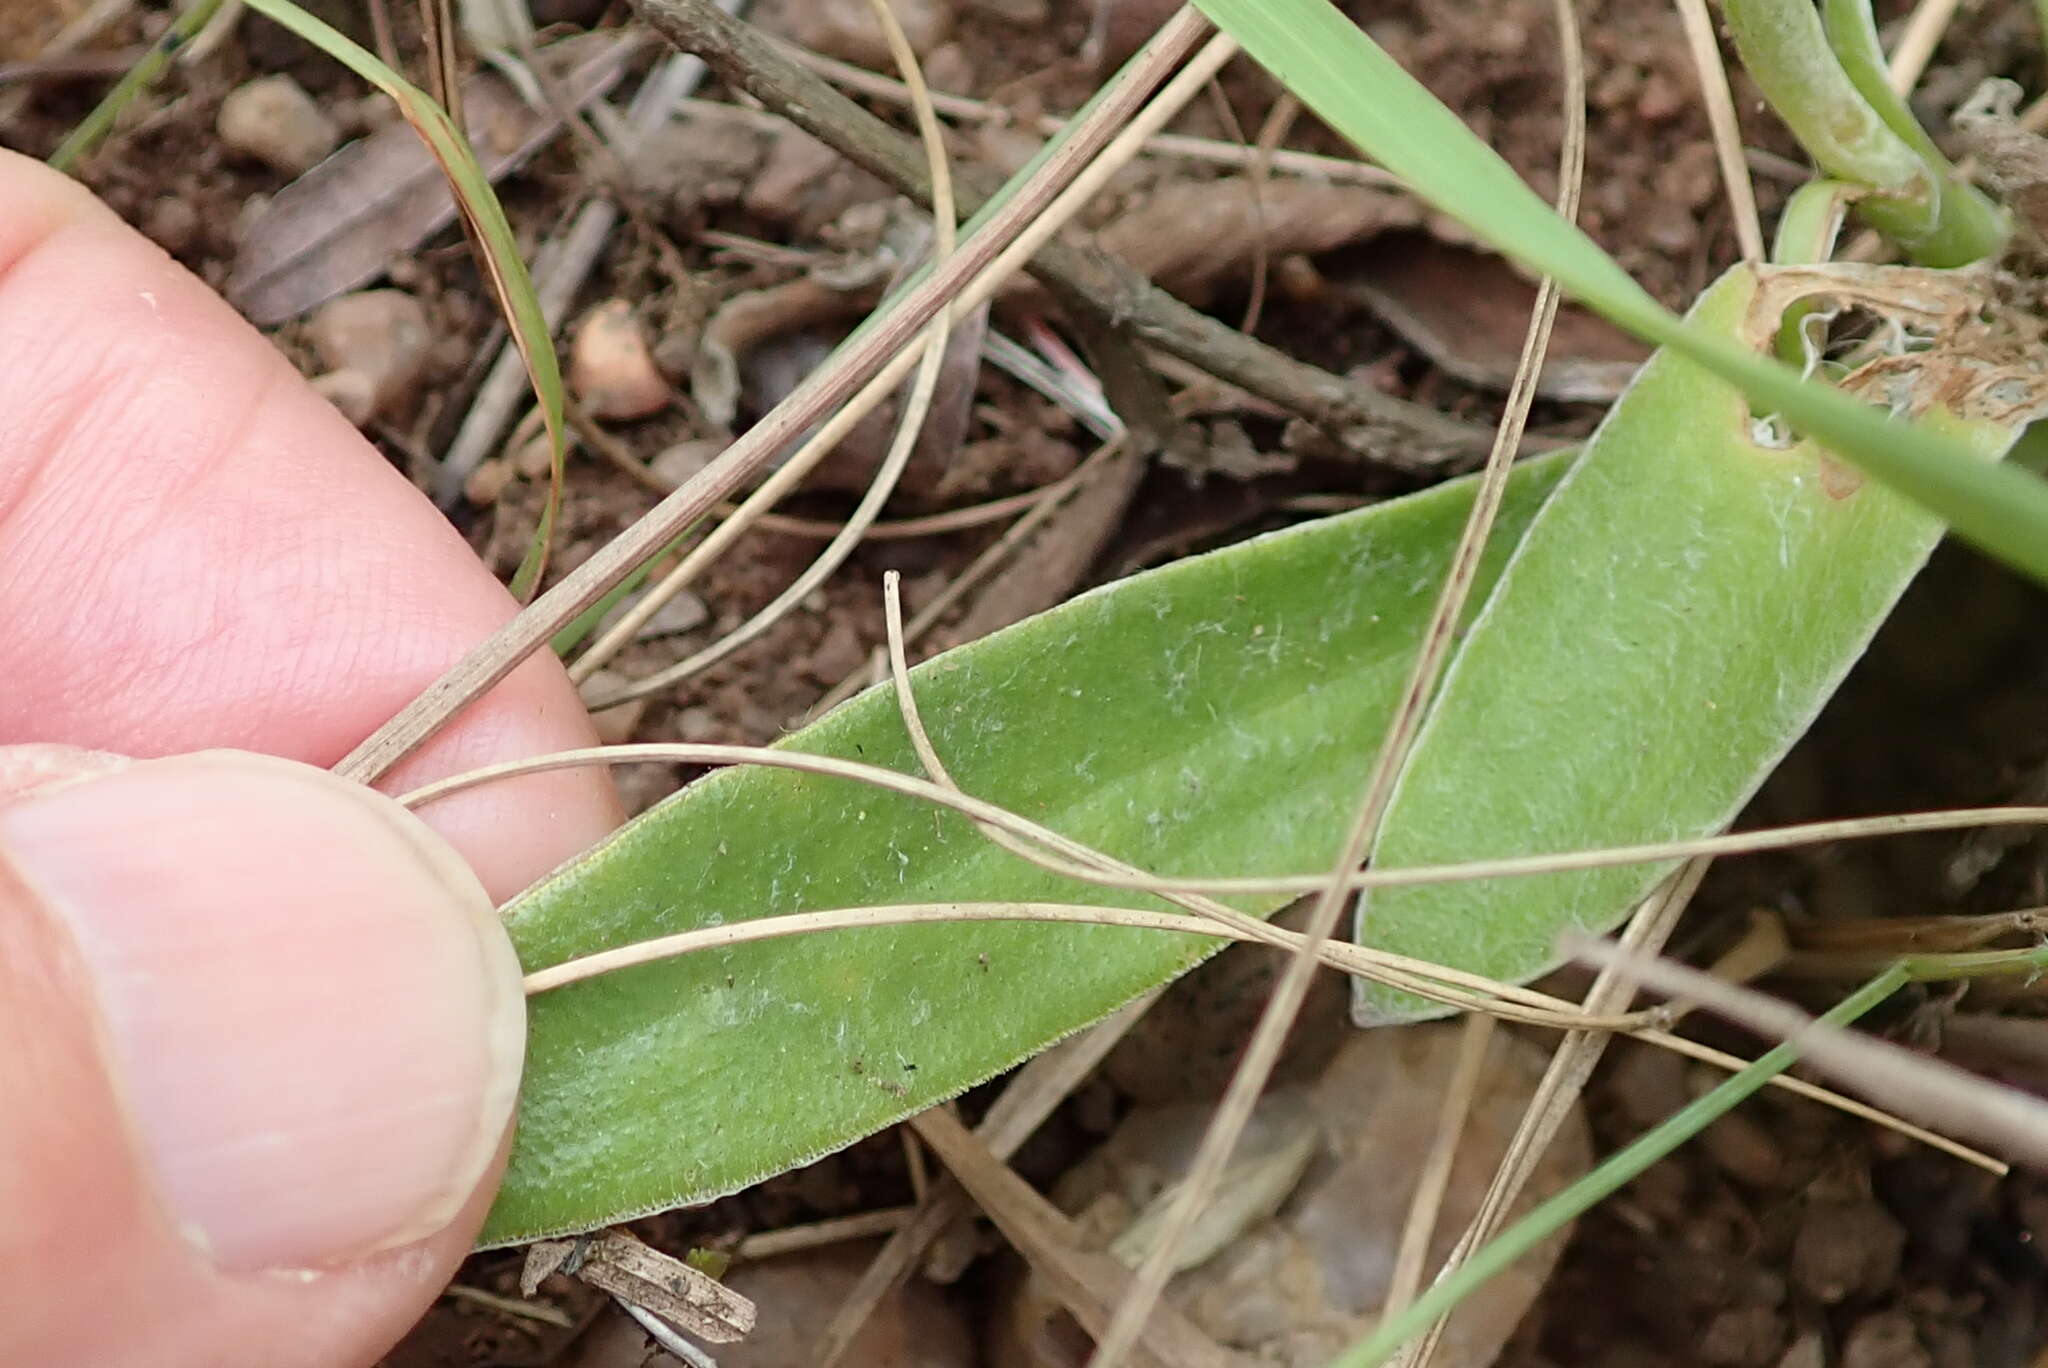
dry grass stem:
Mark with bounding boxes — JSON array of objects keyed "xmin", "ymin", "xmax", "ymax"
[
  {"xmin": 784, "ymin": 39, "xmax": 1401, "ymax": 188},
  {"xmin": 575, "ymin": 29, "xmax": 1238, "ymax": 705},
  {"xmin": 400, "ymin": 750, "xmax": 2048, "ymax": 905},
  {"xmin": 1384, "ymin": 1014, "xmax": 1497, "ymax": 1317},
  {"xmin": 731, "ymin": 1208, "xmax": 913, "ymax": 1261},
  {"xmin": 801, "ymin": 439, "xmax": 1126, "ymax": 722},
  {"xmin": 1887, "ymin": 0, "xmax": 1964, "ymax": 93},
  {"xmin": 908, "ymin": 1108, "xmax": 1239, "ymax": 1368},
  {"xmin": 1673, "ymin": 0, "xmax": 1767, "ymax": 261}
]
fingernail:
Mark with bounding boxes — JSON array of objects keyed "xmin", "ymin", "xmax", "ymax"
[{"xmin": 0, "ymin": 750, "xmax": 525, "ymax": 1271}]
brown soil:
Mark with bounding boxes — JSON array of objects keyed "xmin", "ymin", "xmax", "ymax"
[{"xmin": 10, "ymin": 0, "xmax": 2048, "ymax": 1365}]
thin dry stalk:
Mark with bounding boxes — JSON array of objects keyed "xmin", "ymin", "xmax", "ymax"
[
  {"xmin": 401, "ymin": 748, "xmax": 2048, "ymax": 900},
  {"xmin": 786, "ymin": 40, "xmax": 1401, "ymax": 187},
  {"xmin": 1384, "ymin": 1013, "xmax": 1497, "ymax": 1317},
  {"xmin": 418, "ymin": 733, "xmax": 1993, "ymax": 1165},
  {"xmin": 585, "ymin": 25, "xmax": 1239, "ymax": 703},
  {"xmin": 1672, "ymin": 0, "xmax": 1767, "ymax": 261},
  {"xmin": 336, "ymin": 7, "xmax": 1215, "ymax": 783},
  {"xmin": 577, "ymin": 20, "xmax": 1240, "ymax": 706},
  {"xmin": 1887, "ymin": 0, "xmax": 1963, "ymax": 93},
  {"xmin": 733, "ymin": 1208, "xmax": 912, "ymax": 1261},
  {"xmin": 1088, "ymin": 0, "xmax": 1588, "ymax": 1354}
]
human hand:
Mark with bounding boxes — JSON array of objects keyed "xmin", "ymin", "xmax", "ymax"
[{"xmin": 0, "ymin": 148, "xmax": 622, "ymax": 1365}]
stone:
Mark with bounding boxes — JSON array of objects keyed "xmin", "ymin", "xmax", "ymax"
[
  {"xmin": 304, "ymin": 289, "xmax": 432, "ymax": 423},
  {"xmin": 653, "ymin": 438, "xmax": 723, "ymax": 487},
  {"xmin": 1792, "ymin": 1196, "xmax": 1907, "ymax": 1303},
  {"xmin": 1842, "ymin": 1312, "xmax": 1931, "ymax": 1368},
  {"xmin": 717, "ymin": 1242, "xmax": 974, "ymax": 1367},
  {"xmin": 578, "ymin": 669, "xmax": 648, "ymax": 746},
  {"xmin": 217, "ymin": 75, "xmax": 341, "ymax": 176},
  {"xmin": 568, "ymin": 299, "xmax": 671, "ymax": 421},
  {"xmin": 767, "ymin": 0, "xmax": 951, "ymax": 68}
]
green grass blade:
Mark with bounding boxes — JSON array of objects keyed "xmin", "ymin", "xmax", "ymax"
[
  {"xmin": 1332, "ymin": 965, "xmax": 1907, "ymax": 1368},
  {"xmin": 48, "ymin": 0, "xmax": 228, "ymax": 171},
  {"xmin": 233, "ymin": 0, "xmax": 567, "ymax": 599},
  {"xmin": 1193, "ymin": 0, "xmax": 2048, "ymax": 585},
  {"xmin": 484, "ymin": 453, "xmax": 1573, "ymax": 1245}
]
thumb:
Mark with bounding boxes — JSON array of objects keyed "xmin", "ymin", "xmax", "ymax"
[{"xmin": 0, "ymin": 747, "xmax": 526, "ymax": 1368}]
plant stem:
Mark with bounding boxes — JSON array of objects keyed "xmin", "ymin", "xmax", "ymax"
[
  {"xmin": 1820, "ymin": 0, "xmax": 2008, "ymax": 264},
  {"xmin": 1721, "ymin": 0, "xmax": 2006, "ymax": 265},
  {"xmin": 1330, "ymin": 964, "xmax": 1908, "ymax": 1368}
]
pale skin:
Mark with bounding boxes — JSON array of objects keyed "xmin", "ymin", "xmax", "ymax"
[{"xmin": 0, "ymin": 147, "xmax": 622, "ymax": 1364}]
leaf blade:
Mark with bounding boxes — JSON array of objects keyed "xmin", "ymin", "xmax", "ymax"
[{"xmin": 488, "ymin": 453, "xmax": 1571, "ymax": 1244}]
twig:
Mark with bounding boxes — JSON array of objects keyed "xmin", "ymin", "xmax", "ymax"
[
  {"xmin": 634, "ymin": 0, "xmax": 1498, "ymax": 466},
  {"xmin": 1570, "ymin": 937, "xmax": 2048, "ymax": 1165}
]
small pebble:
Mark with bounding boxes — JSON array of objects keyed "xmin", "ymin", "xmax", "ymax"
[
  {"xmin": 1686, "ymin": 1067, "xmax": 1783, "ymax": 1188},
  {"xmin": 305, "ymin": 289, "xmax": 432, "ymax": 423},
  {"xmin": 578, "ymin": 669, "xmax": 648, "ymax": 746},
  {"xmin": 718, "ymin": 1242, "xmax": 974, "ymax": 1367},
  {"xmin": 640, "ymin": 592, "xmax": 709, "ymax": 639},
  {"xmin": 217, "ymin": 75, "xmax": 341, "ymax": 176},
  {"xmin": 513, "ymin": 431, "xmax": 555, "ymax": 480},
  {"xmin": 1792, "ymin": 1196, "xmax": 1906, "ymax": 1303},
  {"xmin": 1700, "ymin": 1307, "xmax": 1786, "ymax": 1367},
  {"xmin": 809, "ymin": 618, "xmax": 868, "ymax": 683},
  {"xmin": 310, "ymin": 369, "xmax": 379, "ymax": 427},
  {"xmin": 569, "ymin": 299, "xmax": 671, "ymax": 421},
  {"xmin": 653, "ymin": 437, "xmax": 723, "ymax": 487},
  {"xmin": 1842, "ymin": 1311, "xmax": 1931, "ymax": 1368},
  {"xmin": 770, "ymin": 0, "xmax": 951, "ymax": 68},
  {"xmin": 463, "ymin": 458, "xmax": 514, "ymax": 506},
  {"xmin": 143, "ymin": 196, "xmax": 199, "ymax": 255}
]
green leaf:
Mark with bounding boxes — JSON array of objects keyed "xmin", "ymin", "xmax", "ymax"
[
  {"xmin": 487, "ymin": 453, "xmax": 1572, "ymax": 1245},
  {"xmin": 1357, "ymin": 262, "xmax": 2042, "ymax": 1022},
  {"xmin": 1192, "ymin": 0, "xmax": 2048, "ymax": 586}
]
